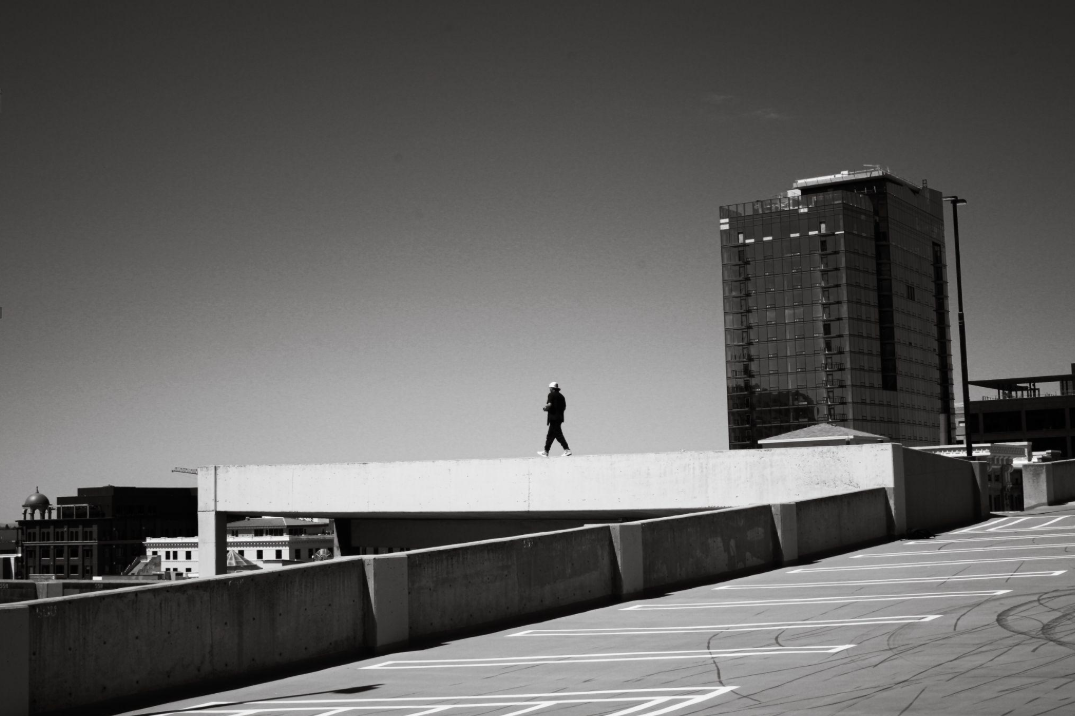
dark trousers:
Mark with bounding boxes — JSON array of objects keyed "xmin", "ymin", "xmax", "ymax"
[{"xmin": 545, "ymin": 421, "xmax": 569, "ymax": 452}]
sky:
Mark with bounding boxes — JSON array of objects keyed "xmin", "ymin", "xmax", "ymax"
[{"xmin": 3, "ymin": 1, "xmax": 1074, "ymax": 520}]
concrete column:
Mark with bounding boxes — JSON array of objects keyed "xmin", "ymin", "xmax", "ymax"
[
  {"xmin": 609, "ymin": 523, "xmax": 643, "ymax": 599},
  {"xmin": 770, "ymin": 503, "xmax": 798, "ymax": 564},
  {"xmin": 1023, "ymin": 463, "xmax": 1052, "ymax": 510},
  {"xmin": 197, "ymin": 511, "xmax": 228, "ymax": 577},
  {"xmin": 364, "ymin": 553, "xmax": 408, "ymax": 652},
  {"xmin": 0, "ymin": 605, "xmax": 29, "ymax": 716},
  {"xmin": 886, "ymin": 444, "xmax": 907, "ymax": 537},
  {"xmin": 197, "ymin": 466, "xmax": 228, "ymax": 577}
]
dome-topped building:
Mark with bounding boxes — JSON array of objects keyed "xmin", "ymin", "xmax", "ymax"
[{"xmin": 22, "ymin": 488, "xmax": 51, "ymax": 519}]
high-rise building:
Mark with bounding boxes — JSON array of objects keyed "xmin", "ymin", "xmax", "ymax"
[{"xmin": 721, "ymin": 168, "xmax": 954, "ymax": 449}]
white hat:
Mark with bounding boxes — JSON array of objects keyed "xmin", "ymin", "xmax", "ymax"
[{"xmin": 549, "ymin": 381, "xmax": 559, "ymax": 389}]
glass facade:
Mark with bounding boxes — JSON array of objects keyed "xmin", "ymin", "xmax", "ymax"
[{"xmin": 721, "ymin": 172, "xmax": 954, "ymax": 449}]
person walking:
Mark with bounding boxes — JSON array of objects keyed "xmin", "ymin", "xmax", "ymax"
[{"xmin": 539, "ymin": 381, "xmax": 572, "ymax": 457}]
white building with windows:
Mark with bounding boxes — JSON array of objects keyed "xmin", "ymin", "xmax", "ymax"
[{"xmin": 144, "ymin": 517, "xmax": 333, "ymax": 577}]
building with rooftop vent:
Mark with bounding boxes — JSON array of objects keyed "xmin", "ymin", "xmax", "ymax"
[{"xmin": 721, "ymin": 168, "xmax": 954, "ymax": 449}]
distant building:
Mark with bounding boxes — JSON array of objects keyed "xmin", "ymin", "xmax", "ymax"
[
  {"xmin": 18, "ymin": 486, "xmax": 197, "ymax": 578},
  {"xmin": 1, "ymin": 523, "xmax": 18, "ymax": 579},
  {"xmin": 144, "ymin": 516, "xmax": 333, "ymax": 578},
  {"xmin": 958, "ymin": 364, "xmax": 1075, "ymax": 458},
  {"xmin": 721, "ymin": 168, "xmax": 954, "ymax": 449}
]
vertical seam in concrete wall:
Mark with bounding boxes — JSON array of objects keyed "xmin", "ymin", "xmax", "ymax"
[
  {"xmin": 0, "ymin": 606, "xmax": 29, "ymax": 716},
  {"xmin": 610, "ymin": 523, "xmax": 643, "ymax": 598},
  {"xmin": 889, "ymin": 444, "xmax": 906, "ymax": 536},
  {"xmin": 366, "ymin": 554, "xmax": 409, "ymax": 652},
  {"xmin": 772, "ymin": 504, "xmax": 798, "ymax": 564}
]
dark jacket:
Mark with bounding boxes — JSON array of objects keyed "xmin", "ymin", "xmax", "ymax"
[{"xmin": 546, "ymin": 390, "xmax": 566, "ymax": 425}]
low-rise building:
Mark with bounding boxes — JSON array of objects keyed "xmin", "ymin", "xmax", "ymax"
[
  {"xmin": 18, "ymin": 486, "xmax": 198, "ymax": 578},
  {"xmin": 144, "ymin": 517, "xmax": 333, "ymax": 577}
]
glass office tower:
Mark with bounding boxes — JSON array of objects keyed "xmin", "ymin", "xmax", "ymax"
[{"xmin": 721, "ymin": 169, "xmax": 954, "ymax": 449}]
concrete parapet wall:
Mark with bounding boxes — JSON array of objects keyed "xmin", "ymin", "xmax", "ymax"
[
  {"xmin": 0, "ymin": 583, "xmax": 40, "ymax": 605},
  {"xmin": 1023, "ymin": 459, "xmax": 1075, "ymax": 509},
  {"xmin": 1, "ymin": 558, "xmax": 367, "ymax": 716},
  {"xmin": 796, "ymin": 489, "xmax": 890, "ymax": 558},
  {"xmin": 201, "ymin": 445, "xmax": 902, "ymax": 519},
  {"xmin": 639, "ymin": 507, "xmax": 775, "ymax": 590},
  {"xmin": 4, "ymin": 445, "xmax": 990, "ymax": 716},
  {"xmin": 407, "ymin": 526, "xmax": 614, "ymax": 641},
  {"xmin": 902, "ymin": 448, "xmax": 979, "ymax": 532}
]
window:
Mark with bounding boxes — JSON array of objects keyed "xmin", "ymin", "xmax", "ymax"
[
  {"xmin": 256, "ymin": 550, "xmax": 263, "ymax": 559},
  {"xmin": 823, "ymin": 323, "xmax": 832, "ymax": 336},
  {"xmin": 738, "ymin": 232, "xmax": 744, "ymax": 244},
  {"xmin": 185, "ymin": 550, "xmax": 192, "ymax": 560},
  {"xmin": 295, "ymin": 549, "xmax": 301, "ymax": 560},
  {"xmin": 906, "ymin": 284, "xmax": 915, "ymax": 301},
  {"xmin": 275, "ymin": 550, "xmax": 282, "ymax": 559},
  {"xmin": 151, "ymin": 551, "xmax": 158, "ymax": 556},
  {"xmin": 185, "ymin": 568, "xmax": 191, "ymax": 573},
  {"xmin": 819, "ymin": 222, "xmax": 827, "ymax": 234},
  {"xmin": 308, "ymin": 549, "xmax": 315, "ymax": 558},
  {"xmin": 238, "ymin": 550, "xmax": 245, "ymax": 556}
]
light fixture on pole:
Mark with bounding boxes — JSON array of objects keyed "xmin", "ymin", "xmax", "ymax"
[{"xmin": 943, "ymin": 196, "xmax": 972, "ymax": 458}]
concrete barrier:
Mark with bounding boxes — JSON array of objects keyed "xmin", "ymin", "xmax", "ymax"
[
  {"xmin": 407, "ymin": 525, "xmax": 614, "ymax": 642},
  {"xmin": 0, "ymin": 558, "xmax": 368, "ymax": 716},
  {"xmin": 639, "ymin": 506, "xmax": 776, "ymax": 591},
  {"xmin": 1023, "ymin": 459, "xmax": 1075, "ymax": 509},
  {"xmin": 2, "ymin": 446, "xmax": 990, "ymax": 716},
  {"xmin": 796, "ymin": 489, "xmax": 890, "ymax": 558},
  {"xmin": 0, "ymin": 583, "xmax": 39, "ymax": 605},
  {"xmin": 902, "ymin": 448, "xmax": 979, "ymax": 533}
]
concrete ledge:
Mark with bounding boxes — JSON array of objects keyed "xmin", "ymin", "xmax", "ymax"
[
  {"xmin": 407, "ymin": 526, "xmax": 614, "ymax": 642},
  {"xmin": 10, "ymin": 557, "xmax": 367, "ymax": 716},
  {"xmin": 902, "ymin": 448, "xmax": 979, "ymax": 533},
  {"xmin": 640, "ymin": 506, "xmax": 776, "ymax": 591},
  {"xmin": 1024, "ymin": 459, "xmax": 1075, "ymax": 509},
  {"xmin": 796, "ymin": 489, "xmax": 890, "ymax": 558}
]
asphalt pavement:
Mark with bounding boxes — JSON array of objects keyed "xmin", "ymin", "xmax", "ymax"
[{"xmin": 122, "ymin": 504, "xmax": 1075, "ymax": 716}]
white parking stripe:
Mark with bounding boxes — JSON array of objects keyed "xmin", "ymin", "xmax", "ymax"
[
  {"xmin": 905, "ymin": 534, "xmax": 1075, "ymax": 545},
  {"xmin": 790, "ymin": 555, "xmax": 1075, "ymax": 573},
  {"xmin": 509, "ymin": 615, "xmax": 940, "ymax": 636},
  {"xmin": 361, "ymin": 646, "xmax": 855, "ymax": 669},
  {"xmin": 854, "ymin": 543, "xmax": 1075, "ymax": 558},
  {"xmin": 714, "ymin": 571, "xmax": 1064, "ymax": 588},
  {"xmin": 626, "ymin": 591, "xmax": 1008, "ymax": 609},
  {"xmin": 990, "ymin": 517, "xmax": 1029, "ymax": 531},
  {"xmin": 1031, "ymin": 517, "xmax": 1069, "ymax": 529},
  {"xmin": 184, "ymin": 688, "xmax": 740, "ymax": 716},
  {"xmin": 952, "ymin": 518, "xmax": 1010, "ymax": 534}
]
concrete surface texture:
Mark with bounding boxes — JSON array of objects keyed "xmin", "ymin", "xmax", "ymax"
[
  {"xmin": 0, "ymin": 491, "xmax": 899, "ymax": 716},
  {"xmin": 117, "ymin": 504, "xmax": 1075, "ymax": 716},
  {"xmin": 199, "ymin": 444, "xmax": 910, "ymax": 519},
  {"xmin": 1023, "ymin": 459, "xmax": 1075, "ymax": 510}
]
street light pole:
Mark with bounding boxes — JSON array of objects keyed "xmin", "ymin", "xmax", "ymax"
[{"xmin": 943, "ymin": 196, "xmax": 973, "ymax": 458}]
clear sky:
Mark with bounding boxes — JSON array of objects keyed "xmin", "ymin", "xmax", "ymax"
[{"xmin": 3, "ymin": 1, "xmax": 1074, "ymax": 519}]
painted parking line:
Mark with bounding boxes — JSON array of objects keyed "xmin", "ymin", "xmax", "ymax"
[
  {"xmin": 990, "ymin": 517, "xmax": 1030, "ymax": 531},
  {"xmin": 1031, "ymin": 516, "xmax": 1071, "ymax": 529},
  {"xmin": 951, "ymin": 518, "xmax": 1013, "ymax": 534},
  {"xmin": 361, "ymin": 645, "xmax": 855, "ymax": 669},
  {"xmin": 790, "ymin": 555, "xmax": 1075, "ymax": 573},
  {"xmin": 626, "ymin": 590, "xmax": 1009, "ymax": 610},
  {"xmin": 854, "ymin": 543, "xmax": 1075, "ymax": 558},
  {"xmin": 954, "ymin": 528, "xmax": 1075, "ymax": 535},
  {"xmin": 906, "ymin": 533, "xmax": 1075, "ymax": 545},
  {"xmin": 714, "ymin": 571, "xmax": 1065, "ymax": 589},
  {"xmin": 170, "ymin": 687, "xmax": 738, "ymax": 716},
  {"xmin": 508, "ymin": 615, "xmax": 940, "ymax": 637}
]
